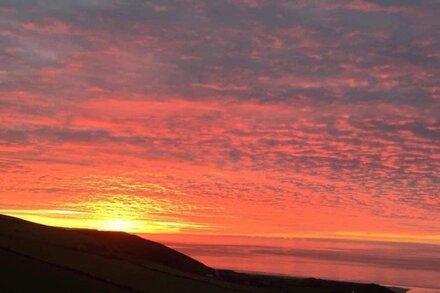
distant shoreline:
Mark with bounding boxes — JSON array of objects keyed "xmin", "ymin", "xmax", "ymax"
[{"xmin": 224, "ymin": 269, "xmax": 410, "ymax": 293}]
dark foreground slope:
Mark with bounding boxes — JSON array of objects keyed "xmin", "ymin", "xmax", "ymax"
[
  {"xmin": 0, "ymin": 214, "xmax": 400, "ymax": 293},
  {"xmin": 0, "ymin": 248, "xmax": 130, "ymax": 293},
  {"xmin": 0, "ymin": 214, "xmax": 212, "ymax": 275},
  {"xmin": 0, "ymin": 214, "xmax": 266, "ymax": 293}
]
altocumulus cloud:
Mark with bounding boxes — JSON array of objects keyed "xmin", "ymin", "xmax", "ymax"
[{"xmin": 0, "ymin": 0, "xmax": 439, "ymax": 238}]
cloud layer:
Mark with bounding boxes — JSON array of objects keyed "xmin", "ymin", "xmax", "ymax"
[{"xmin": 0, "ymin": 0, "xmax": 439, "ymax": 240}]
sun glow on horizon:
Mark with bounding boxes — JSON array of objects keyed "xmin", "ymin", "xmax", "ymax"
[
  {"xmin": 0, "ymin": 208, "xmax": 209, "ymax": 235},
  {"xmin": 1, "ymin": 209, "xmax": 439, "ymax": 246},
  {"xmin": 100, "ymin": 219, "xmax": 136, "ymax": 232}
]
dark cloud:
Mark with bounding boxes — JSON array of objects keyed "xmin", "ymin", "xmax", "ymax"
[
  {"xmin": 2, "ymin": 0, "xmax": 439, "ymax": 107},
  {"xmin": 366, "ymin": 0, "xmax": 440, "ymax": 9}
]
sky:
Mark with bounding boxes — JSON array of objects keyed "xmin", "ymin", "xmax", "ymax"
[{"xmin": 0, "ymin": 0, "xmax": 439, "ymax": 245}]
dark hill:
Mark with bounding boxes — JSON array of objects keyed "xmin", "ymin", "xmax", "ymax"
[{"xmin": 0, "ymin": 214, "xmax": 212, "ymax": 276}]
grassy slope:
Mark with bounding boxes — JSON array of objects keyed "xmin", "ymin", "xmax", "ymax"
[{"xmin": 0, "ymin": 248, "xmax": 131, "ymax": 293}]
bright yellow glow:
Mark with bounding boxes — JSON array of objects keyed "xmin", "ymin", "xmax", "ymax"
[
  {"xmin": 100, "ymin": 219, "xmax": 135, "ymax": 232},
  {"xmin": 1, "ymin": 209, "xmax": 439, "ymax": 245},
  {"xmin": 0, "ymin": 208, "xmax": 208, "ymax": 234}
]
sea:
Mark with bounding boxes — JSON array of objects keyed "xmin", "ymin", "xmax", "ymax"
[{"xmin": 143, "ymin": 234, "xmax": 440, "ymax": 292}]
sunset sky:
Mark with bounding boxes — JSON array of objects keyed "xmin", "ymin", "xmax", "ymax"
[{"xmin": 1, "ymin": 0, "xmax": 439, "ymax": 245}]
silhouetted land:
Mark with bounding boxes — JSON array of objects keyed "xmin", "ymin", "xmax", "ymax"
[{"xmin": 0, "ymin": 214, "xmax": 406, "ymax": 293}]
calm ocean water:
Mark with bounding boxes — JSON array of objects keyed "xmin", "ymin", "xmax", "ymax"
[{"xmin": 144, "ymin": 235, "xmax": 440, "ymax": 291}]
